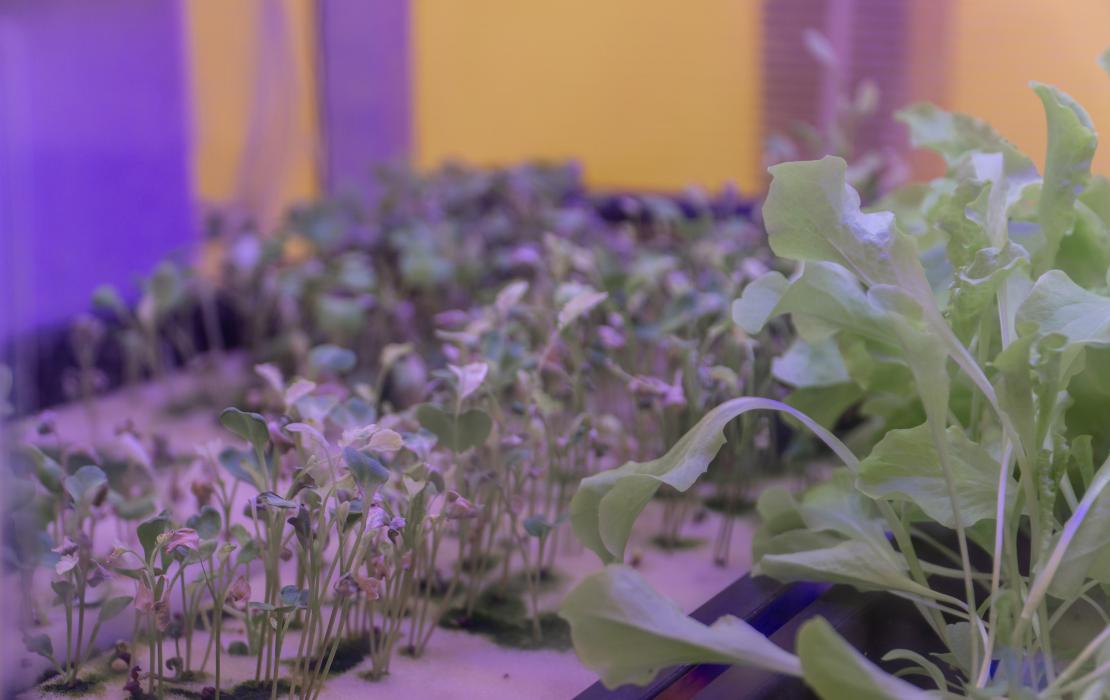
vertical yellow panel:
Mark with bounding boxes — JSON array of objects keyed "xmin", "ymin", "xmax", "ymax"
[
  {"xmin": 413, "ymin": 0, "xmax": 764, "ymax": 193},
  {"xmin": 184, "ymin": 1, "xmax": 256, "ymax": 203},
  {"xmin": 946, "ymin": 0, "xmax": 1110, "ymax": 175},
  {"xmin": 184, "ymin": 0, "xmax": 319, "ymax": 216}
]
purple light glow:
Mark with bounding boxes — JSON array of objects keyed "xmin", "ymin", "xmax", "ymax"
[
  {"xmin": 0, "ymin": 0, "xmax": 195, "ymax": 340},
  {"xmin": 316, "ymin": 0, "xmax": 412, "ymax": 201}
]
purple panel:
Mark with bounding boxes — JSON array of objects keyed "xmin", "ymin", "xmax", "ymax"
[
  {"xmin": 316, "ymin": 0, "xmax": 411, "ymax": 200},
  {"xmin": 0, "ymin": 0, "xmax": 195, "ymax": 339}
]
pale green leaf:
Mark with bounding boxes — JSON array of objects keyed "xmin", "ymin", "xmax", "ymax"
[
  {"xmin": 570, "ymin": 397, "xmax": 859, "ymax": 563},
  {"xmin": 415, "ymin": 404, "xmax": 492, "ymax": 453},
  {"xmin": 219, "ymin": 407, "xmax": 270, "ymax": 454},
  {"xmin": 732, "ymin": 271, "xmax": 788, "ymax": 334},
  {"xmin": 764, "ymin": 157, "xmax": 934, "ymax": 304},
  {"xmin": 1032, "ymin": 83, "xmax": 1098, "ymax": 272},
  {"xmin": 560, "ymin": 565, "xmax": 801, "ymax": 688},
  {"xmin": 858, "ymin": 423, "xmax": 1016, "ymax": 528},
  {"xmin": 64, "ymin": 465, "xmax": 108, "ymax": 506},
  {"xmin": 897, "ymin": 102, "xmax": 1035, "ymax": 177},
  {"xmin": 798, "ymin": 618, "xmax": 934, "ymax": 700},
  {"xmin": 558, "ymin": 288, "xmax": 608, "ymax": 331},
  {"xmin": 772, "ymin": 337, "xmax": 851, "ymax": 388},
  {"xmin": 1017, "ymin": 270, "xmax": 1110, "ymax": 348}
]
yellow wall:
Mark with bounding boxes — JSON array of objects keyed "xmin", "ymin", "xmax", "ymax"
[
  {"xmin": 945, "ymin": 0, "xmax": 1110, "ymax": 176},
  {"xmin": 185, "ymin": 0, "xmax": 319, "ymax": 223},
  {"xmin": 413, "ymin": 0, "xmax": 764, "ymax": 193}
]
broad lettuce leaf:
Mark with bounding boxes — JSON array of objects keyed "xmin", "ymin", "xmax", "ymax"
[{"xmin": 560, "ymin": 566, "xmax": 801, "ymax": 688}]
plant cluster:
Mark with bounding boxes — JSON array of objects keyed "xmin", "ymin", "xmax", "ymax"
[
  {"xmin": 6, "ymin": 162, "xmax": 798, "ymax": 698},
  {"xmin": 563, "ymin": 61, "xmax": 1110, "ymax": 698}
]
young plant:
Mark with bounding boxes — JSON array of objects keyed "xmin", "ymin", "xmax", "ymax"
[{"xmin": 562, "ymin": 71, "xmax": 1110, "ymax": 699}]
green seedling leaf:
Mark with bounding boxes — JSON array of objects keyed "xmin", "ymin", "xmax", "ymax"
[
  {"xmin": 344, "ymin": 447, "xmax": 390, "ymax": 490},
  {"xmin": 97, "ymin": 595, "xmax": 133, "ymax": 623},
  {"xmin": 186, "ymin": 505, "xmax": 222, "ymax": 540},
  {"xmin": 25, "ymin": 446, "xmax": 65, "ymax": 494},
  {"xmin": 523, "ymin": 515, "xmax": 553, "ymax": 538},
  {"xmin": 279, "ymin": 585, "xmax": 309, "ymax": 609},
  {"xmin": 257, "ymin": 492, "xmax": 298, "ymax": 510},
  {"xmin": 218, "ymin": 447, "xmax": 267, "ymax": 491},
  {"xmin": 328, "ymin": 398, "xmax": 376, "ymax": 430},
  {"xmin": 560, "ymin": 565, "xmax": 801, "ymax": 688},
  {"xmin": 219, "ymin": 407, "xmax": 270, "ymax": 455},
  {"xmin": 148, "ymin": 261, "xmax": 185, "ymax": 316},
  {"xmin": 571, "ymin": 397, "xmax": 858, "ymax": 563},
  {"xmin": 415, "ymin": 404, "xmax": 492, "ymax": 453},
  {"xmin": 64, "ymin": 465, "xmax": 108, "ymax": 508},
  {"xmin": 858, "ymin": 423, "xmax": 1017, "ymax": 528},
  {"xmin": 137, "ymin": 513, "xmax": 172, "ymax": 563},
  {"xmin": 23, "ymin": 633, "xmax": 54, "ymax": 660},
  {"xmin": 449, "ymin": 361, "xmax": 489, "ymax": 401},
  {"xmin": 111, "ymin": 493, "xmax": 156, "ymax": 521},
  {"xmin": 797, "ymin": 618, "xmax": 933, "ymax": 699},
  {"xmin": 557, "ymin": 288, "xmax": 608, "ymax": 331},
  {"xmin": 92, "ymin": 284, "xmax": 126, "ymax": 315},
  {"xmin": 495, "ymin": 279, "xmax": 529, "ymax": 315},
  {"xmin": 308, "ymin": 344, "xmax": 356, "ymax": 374}
]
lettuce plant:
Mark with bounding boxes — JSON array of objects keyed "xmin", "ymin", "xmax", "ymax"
[{"xmin": 562, "ymin": 73, "xmax": 1110, "ymax": 698}]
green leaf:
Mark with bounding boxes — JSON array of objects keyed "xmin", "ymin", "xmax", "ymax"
[
  {"xmin": 218, "ymin": 447, "xmax": 267, "ymax": 491},
  {"xmin": 783, "ymin": 384, "xmax": 864, "ymax": 431},
  {"xmin": 897, "ymin": 102, "xmax": 1035, "ymax": 177},
  {"xmin": 307, "ymin": 344, "xmax": 357, "ymax": 374},
  {"xmin": 742, "ymin": 263, "xmax": 895, "ymax": 348},
  {"xmin": 414, "ymin": 404, "xmax": 492, "ymax": 453},
  {"xmin": 23, "ymin": 633, "xmax": 54, "ymax": 660},
  {"xmin": 64, "ymin": 465, "xmax": 108, "ymax": 507},
  {"xmin": 1100, "ymin": 47, "xmax": 1110, "ymax": 76},
  {"xmin": 797, "ymin": 618, "xmax": 933, "ymax": 700},
  {"xmin": 279, "ymin": 585, "xmax": 309, "ymax": 609},
  {"xmin": 137, "ymin": 513, "xmax": 171, "ymax": 562},
  {"xmin": 948, "ymin": 242, "xmax": 1030, "ymax": 324},
  {"xmin": 111, "ymin": 493, "xmax": 156, "ymax": 521},
  {"xmin": 344, "ymin": 448, "xmax": 390, "ymax": 490},
  {"xmin": 931, "ymin": 180, "xmax": 990, "ymax": 269},
  {"xmin": 97, "ymin": 595, "xmax": 133, "ymax": 623},
  {"xmin": 858, "ymin": 423, "xmax": 1016, "ymax": 528},
  {"xmin": 763, "ymin": 157, "xmax": 934, "ymax": 305},
  {"xmin": 219, "ymin": 407, "xmax": 270, "ymax": 455},
  {"xmin": 1032, "ymin": 83, "xmax": 1098, "ymax": 272},
  {"xmin": 523, "ymin": 515, "xmax": 553, "ymax": 538},
  {"xmin": 557, "ymin": 288, "xmax": 608, "ymax": 331},
  {"xmin": 755, "ymin": 473, "xmax": 939, "ymax": 599},
  {"xmin": 257, "ymin": 492, "xmax": 297, "ymax": 510},
  {"xmin": 559, "ymin": 565, "xmax": 800, "ymax": 688},
  {"xmin": 1046, "ymin": 455, "xmax": 1110, "ymax": 598},
  {"xmin": 25, "ymin": 446, "xmax": 65, "ymax": 494},
  {"xmin": 731, "ymin": 271, "xmax": 788, "ymax": 334},
  {"xmin": 772, "ymin": 337, "xmax": 851, "ymax": 388},
  {"xmin": 186, "ymin": 505, "xmax": 222, "ymax": 540},
  {"xmin": 1017, "ymin": 270, "xmax": 1110, "ymax": 348},
  {"xmin": 570, "ymin": 397, "xmax": 858, "ymax": 563}
]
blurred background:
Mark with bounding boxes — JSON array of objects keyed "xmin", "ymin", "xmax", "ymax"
[{"xmin": 3, "ymin": 0, "xmax": 1110, "ymax": 341}]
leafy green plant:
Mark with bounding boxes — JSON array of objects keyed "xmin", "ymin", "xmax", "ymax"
[{"xmin": 563, "ymin": 71, "xmax": 1110, "ymax": 698}]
